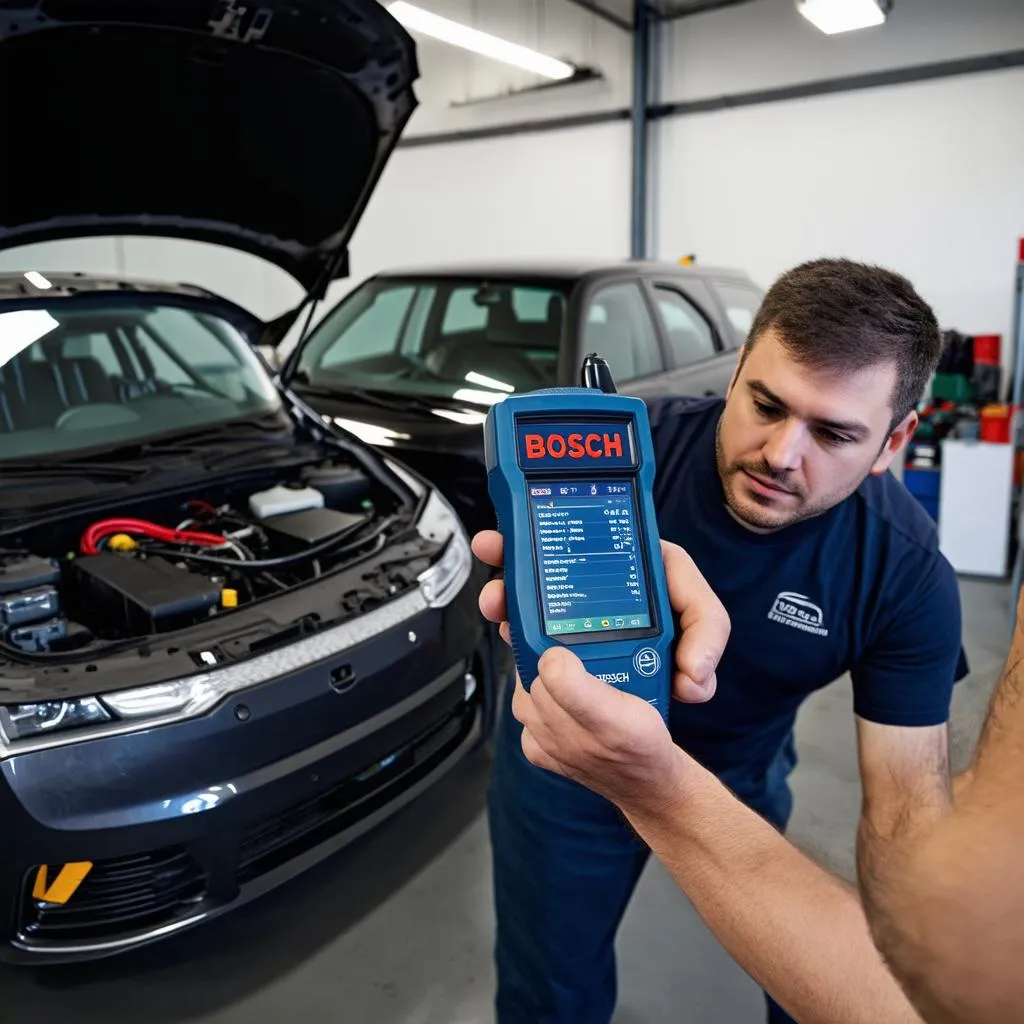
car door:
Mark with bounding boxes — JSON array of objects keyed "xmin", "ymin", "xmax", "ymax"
[
  {"xmin": 641, "ymin": 278, "xmax": 739, "ymax": 400},
  {"xmin": 572, "ymin": 278, "xmax": 669, "ymax": 400}
]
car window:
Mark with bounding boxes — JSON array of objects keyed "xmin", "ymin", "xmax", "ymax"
[
  {"xmin": 652, "ymin": 287, "xmax": 717, "ymax": 367},
  {"xmin": 583, "ymin": 282, "xmax": 662, "ymax": 383},
  {"xmin": 60, "ymin": 331, "xmax": 124, "ymax": 377},
  {"xmin": 0, "ymin": 300, "xmax": 282, "ymax": 462},
  {"xmin": 714, "ymin": 282, "xmax": 764, "ymax": 342},
  {"xmin": 319, "ymin": 284, "xmax": 420, "ymax": 368},
  {"xmin": 297, "ymin": 278, "xmax": 568, "ymax": 404}
]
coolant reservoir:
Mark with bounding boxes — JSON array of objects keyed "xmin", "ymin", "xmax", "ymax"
[{"xmin": 248, "ymin": 484, "xmax": 325, "ymax": 519}]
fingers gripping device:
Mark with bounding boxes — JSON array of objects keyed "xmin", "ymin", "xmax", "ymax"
[{"xmin": 484, "ymin": 356, "xmax": 673, "ymax": 720}]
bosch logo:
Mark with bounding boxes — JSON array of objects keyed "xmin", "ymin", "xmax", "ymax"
[
  {"xmin": 595, "ymin": 671, "xmax": 630, "ymax": 686},
  {"xmin": 633, "ymin": 648, "xmax": 661, "ymax": 677},
  {"xmin": 524, "ymin": 432, "xmax": 624, "ymax": 460}
]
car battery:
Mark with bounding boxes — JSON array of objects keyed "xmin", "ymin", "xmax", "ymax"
[
  {"xmin": 8, "ymin": 618, "xmax": 67, "ymax": 653},
  {"xmin": 0, "ymin": 586, "xmax": 60, "ymax": 628}
]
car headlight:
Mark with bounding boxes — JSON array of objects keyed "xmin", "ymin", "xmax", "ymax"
[
  {"xmin": 416, "ymin": 489, "xmax": 472, "ymax": 608},
  {"xmin": 0, "ymin": 697, "xmax": 111, "ymax": 742}
]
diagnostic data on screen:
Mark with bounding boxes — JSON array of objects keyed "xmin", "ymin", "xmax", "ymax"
[{"xmin": 528, "ymin": 481, "xmax": 652, "ymax": 638}]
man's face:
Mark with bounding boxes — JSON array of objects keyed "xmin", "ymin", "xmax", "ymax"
[{"xmin": 715, "ymin": 329, "xmax": 917, "ymax": 532}]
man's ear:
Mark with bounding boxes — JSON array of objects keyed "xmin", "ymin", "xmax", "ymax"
[{"xmin": 871, "ymin": 410, "xmax": 919, "ymax": 476}]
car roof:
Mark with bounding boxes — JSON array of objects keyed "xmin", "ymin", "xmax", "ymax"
[
  {"xmin": 368, "ymin": 258, "xmax": 757, "ymax": 285},
  {"xmin": 0, "ymin": 270, "xmax": 215, "ymax": 303}
]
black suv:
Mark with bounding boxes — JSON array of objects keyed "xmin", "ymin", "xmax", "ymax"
[
  {"xmin": 280, "ymin": 260, "xmax": 765, "ymax": 535},
  {"xmin": 0, "ymin": 0, "xmax": 501, "ymax": 963}
]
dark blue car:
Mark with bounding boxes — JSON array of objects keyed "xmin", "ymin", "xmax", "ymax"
[{"xmin": 0, "ymin": 0, "xmax": 501, "ymax": 963}]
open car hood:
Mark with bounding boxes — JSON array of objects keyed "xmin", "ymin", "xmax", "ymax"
[{"xmin": 0, "ymin": 0, "xmax": 418, "ymax": 293}]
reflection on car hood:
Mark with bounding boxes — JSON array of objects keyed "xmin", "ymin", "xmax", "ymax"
[
  {"xmin": 292, "ymin": 387, "xmax": 488, "ymax": 452},
  {"xmin": 0, "ymin": 0, "xmax": 418, "ymax": 292}
]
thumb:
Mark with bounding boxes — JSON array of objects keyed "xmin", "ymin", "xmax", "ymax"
[{"xmin": 536, "ymin": 646, "xmax": 607, "ymax": 722}]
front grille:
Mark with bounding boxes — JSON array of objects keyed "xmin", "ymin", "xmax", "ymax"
[
  {"xmin": 237, "ymin": 697, "xmax": 475, "ymax": 884},
  {"xmin": 19, "ymin": 847, "xmax": 206, "ymax": 944}
]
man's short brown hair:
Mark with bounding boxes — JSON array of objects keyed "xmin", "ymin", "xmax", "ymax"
[{"xmin": 743, "ymin": 258, "xmax": 942, "ymax": 428}]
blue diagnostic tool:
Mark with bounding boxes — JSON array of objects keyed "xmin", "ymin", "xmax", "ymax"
[{"xmin": 484, "ymin": 355, "xmax": 673, "ymax": 719}]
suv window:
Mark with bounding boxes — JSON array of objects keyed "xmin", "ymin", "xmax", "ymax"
[
  {"xmin": 583, "ymin": 282, "xmax": 662, "ymax": 383},
  {"xmin": 652, "ymin": 287, "xmax": 717, "ymax": 367},
  {"xmin": 714, "ymin": 281, "xmax": 764, "ymax": 342},
  {"xmin": 297, "ymin": 278, "xmax": 567, "ymax": 401},
  {"xmin": 320, "ymin": 284, "xmax": 421, "ymax": 367}
]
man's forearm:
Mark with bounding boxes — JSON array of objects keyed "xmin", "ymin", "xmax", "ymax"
[
  {"xmin": 621, "ymin": 750, "xmax": 922, "ymax": 1024},
  {"xmin": 857, "ymin": 625, "xmax": 1024, "ymax": 1024}
]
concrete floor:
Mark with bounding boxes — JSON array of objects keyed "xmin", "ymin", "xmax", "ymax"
[{"xmin": 1, "ymin": 577, "xmax": 1011, "ymax": 1024}]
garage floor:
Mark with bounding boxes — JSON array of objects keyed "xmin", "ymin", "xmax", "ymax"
[{"xmin": 1, "ymin": 577, "xmax": 1010, "ymax": 1024}]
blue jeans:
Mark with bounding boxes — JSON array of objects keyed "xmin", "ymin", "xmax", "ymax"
[{"xmin": 488, "ymin": 688, "xmax": 798, "ymax": 1024}]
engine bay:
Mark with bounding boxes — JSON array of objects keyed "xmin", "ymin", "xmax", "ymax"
[{"xmin": 0, "ymin": 455, "xmax": 430, "ymax": 660}]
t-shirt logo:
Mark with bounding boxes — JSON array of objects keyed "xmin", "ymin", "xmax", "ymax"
[{"xmin": 768, "ymin": 592, "xmax": 829, "ymax": 637}]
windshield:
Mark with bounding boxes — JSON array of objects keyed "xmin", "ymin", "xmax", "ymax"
[
  {"xmin": 293, "ymin": 277, "xmax": 569, "ymax": 404},
  {"xmin": 0, "ymin": 296, "xmax": 283, "ymax": 463}
]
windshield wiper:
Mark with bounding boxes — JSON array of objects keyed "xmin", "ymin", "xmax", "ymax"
[
  {"xmin": 294, "ymin": 379, "xmax": 441, "ymax": 418},
  {"xmin": 0, "ymin": 460, "xmax": 152, "ymax": 481}
]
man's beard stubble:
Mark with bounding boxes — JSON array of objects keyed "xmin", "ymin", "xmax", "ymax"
[{"xmin": 713, "ymin": 414, "xmax": 834, "ymax": 532}]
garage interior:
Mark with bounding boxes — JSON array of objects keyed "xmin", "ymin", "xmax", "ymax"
[{"xmin": 1, "ymin": 0, "xmax": 1023, "ymax": 1021}]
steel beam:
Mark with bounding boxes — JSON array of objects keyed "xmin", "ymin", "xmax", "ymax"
[
  {"xmin": 630, "ymin": 0, "xmax": 652, "ymax": 258},
  {"xmin": 658, "ymin": 0, "xmax": 757, "ymax": 19},
  {"xmin": 562, "ymin": 0, "xmax": 633, "ymax": 32}
]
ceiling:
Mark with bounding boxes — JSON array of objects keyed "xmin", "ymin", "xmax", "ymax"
[{"xmin": 573, "ymin": 0, "xmax": 758, "ymax": 25}]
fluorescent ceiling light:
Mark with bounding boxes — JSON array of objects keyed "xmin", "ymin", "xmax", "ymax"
[
  {"xmin": 388, "ymin": 2, "xmax": 574, "ymax": 81},
  {"xmin": 23, "ymin": 271, "xmax": 52, "ymax": 290},
  {"xmin": 797, "ymin": 0, "xmax": 889, "ymax": 35}
]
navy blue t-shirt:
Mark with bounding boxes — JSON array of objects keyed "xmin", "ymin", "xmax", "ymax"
[{"xmin": 649, "ymin": 397, "xmax": 968, "ymax": 824}]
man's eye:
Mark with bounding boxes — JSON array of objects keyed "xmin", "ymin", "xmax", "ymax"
[
  {"xmin": 753, "ymin": 401, "xmax": 779, "ymax": 418},
  {"xmin": 819, "ymin": 429, "xmax": 853, "ymax": 446}
]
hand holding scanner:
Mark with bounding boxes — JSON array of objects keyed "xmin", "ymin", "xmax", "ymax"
[{"xmin": 483, "ymin": 356, "xmax": 673, "ymax": 719}]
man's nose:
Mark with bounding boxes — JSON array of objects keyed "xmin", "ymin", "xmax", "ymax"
[{"xmin": 762, "ymin": 421, "xmax": 804, "ymax": 472}]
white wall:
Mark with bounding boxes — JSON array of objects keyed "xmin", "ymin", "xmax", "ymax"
[
  {"xmin": 662, "ymin": 0, "xmax": 1024, "ymax": 100},
  {"xmin": 2, "ymin": 0, "xmax": 1021, "ymax": 360},
  {"xmin": 653, "ymin": 0, "xmax": 1024, "ymax": 350}
]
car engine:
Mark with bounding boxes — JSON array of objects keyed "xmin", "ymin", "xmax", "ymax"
[{"xmin": 0, "ymin": 458, "xmax": 423, "ymax": 655}]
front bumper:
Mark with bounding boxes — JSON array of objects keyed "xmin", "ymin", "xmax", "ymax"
[{"xmin": 0, "ymin": 582, "xmax": 487, "ymax": 964}]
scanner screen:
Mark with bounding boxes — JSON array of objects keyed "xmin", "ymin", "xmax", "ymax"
[{"xmin": 528, "ymin": 480, "xmax": 653, "ymax": 638}]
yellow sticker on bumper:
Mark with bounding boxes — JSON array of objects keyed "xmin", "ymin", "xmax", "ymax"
[{"xmin": 32, "ymin": 862, "xmax": 93, "ymax": 905}]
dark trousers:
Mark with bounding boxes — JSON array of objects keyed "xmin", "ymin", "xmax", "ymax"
[{"xmin": 488, "ymin": 686, "xmax": 799, "ymax": 1024}]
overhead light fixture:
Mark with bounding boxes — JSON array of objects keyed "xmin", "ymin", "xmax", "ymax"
[
  {"xmin": 388, "ymin": 2, "xmax": 575, "ymax": 81},
  {"xmin": 797, "ymin": 0, "xmax": 891, "ymax": 35},
  {"xmin": 23, "ymin": 271, "xmax": 52, "ymax": 290}
]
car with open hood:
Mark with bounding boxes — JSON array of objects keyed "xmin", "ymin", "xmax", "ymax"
[
  {"xmin": 0, "ymin": 0, "xmax": 503, "ymax": 963},
  {"xmin": 276, "ymin": 260, "xmax": 765, "ymax": 535}
]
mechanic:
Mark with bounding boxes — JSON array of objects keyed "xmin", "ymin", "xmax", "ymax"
[
  {"xmin": 476, "ymin": 545, "xmax": 1024, "ymax": 1024},
  {"xmin": 480, "ymin": 258, "xmax": 968, "ymax": 1024}
]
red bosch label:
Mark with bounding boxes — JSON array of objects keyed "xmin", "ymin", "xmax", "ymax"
[
  {"xmin": 523, "ymin": 432, "xmax": 624, "ymax": 460},
  {"xmin": 515, "ymin": 420, "xmax": 636, "ymax": 469}
]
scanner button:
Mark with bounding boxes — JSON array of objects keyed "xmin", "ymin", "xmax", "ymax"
[{"xmin": 634, "ymin": 648, "xmax": 661, "ymax": 677}]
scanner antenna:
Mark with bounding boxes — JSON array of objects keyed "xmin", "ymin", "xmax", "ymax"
[{"xmin": 581, "ymin": 353, "xmax": 617, "ymax": 394}]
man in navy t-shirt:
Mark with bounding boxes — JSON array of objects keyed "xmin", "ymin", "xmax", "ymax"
[{"xmin": 484, "ymin": 258, "xmax": 968, "ymax": 1024}]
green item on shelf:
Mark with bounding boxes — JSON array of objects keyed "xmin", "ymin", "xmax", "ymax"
[{"xmin": 931, "ymin": 373, "xmax": 972, "ymax": 403}]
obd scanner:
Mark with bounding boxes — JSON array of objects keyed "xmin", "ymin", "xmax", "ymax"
[{"xmin": 484, "ymin": 355, "xmax": 673, "ymax": 719}]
